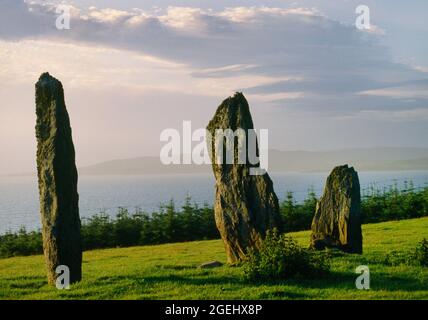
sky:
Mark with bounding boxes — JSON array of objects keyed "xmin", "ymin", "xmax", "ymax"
[{"xmin": 0, "ymin": 0, "xmax": 427, "ymax": 174}]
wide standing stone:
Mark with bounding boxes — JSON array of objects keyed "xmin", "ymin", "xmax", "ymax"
[
  {"xmin": 35, "ymin": 73, "xmax": 82, "ymax": 284},
  {"xmin": 310, "ymin": 165, "xmax": 363, "ymax": 253},
  {"xmin": 207, "ymin": 92, "xmax": 281, "ymax": 263}
]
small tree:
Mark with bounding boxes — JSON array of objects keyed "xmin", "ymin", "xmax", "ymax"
[{"xmin": 243, "ymin": 229, "xmax": 330, "ymax": 281}]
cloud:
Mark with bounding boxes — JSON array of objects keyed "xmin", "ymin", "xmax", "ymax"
[
  {"xmin": 0, "ymin": 2, "xmax": 353, "ymax": 67},
  {"xmin": 364, "ymin": 24, "xmax": 386, "ymax": 35},
  {"xmin": 359, "ymin": 80, "xmax": 428, "ymax": 99},
  {"xmin": 356, "ymin": 108, "xmax": 428, "ymax": 122},
  {"xmin": 0, "ymin": 0, "xmax": 427, "ymax": 116}
]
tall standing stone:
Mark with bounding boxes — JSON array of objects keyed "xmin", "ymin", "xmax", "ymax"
[
  {"xmin": 35, "ymin": 73, "xmax": 82, "ymax": 284},
  {"xmin": 207, "ymin": 92, "xmax": 281, "ymax": 263},
  {"xmin": 310, "ymin": 165, "xmax": 363, "ymax": 253}
]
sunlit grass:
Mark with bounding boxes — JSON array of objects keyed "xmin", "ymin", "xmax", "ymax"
[{"xmin": 0, "ymin": 217, "xmax": 427, "ymax": 300}]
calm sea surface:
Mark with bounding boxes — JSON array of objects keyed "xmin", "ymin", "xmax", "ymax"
[{"xmin": 1, "ymin": 171, "xmax": 428, "ymax": 233}]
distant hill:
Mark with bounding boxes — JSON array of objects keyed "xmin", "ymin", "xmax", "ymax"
[
  {"xmin": 79, "ymin": 147, "xmax": 428, "ymax": 175},
  {"xmin": 79, "ymin": 156, "xmax": 208, "ymax": 175}
]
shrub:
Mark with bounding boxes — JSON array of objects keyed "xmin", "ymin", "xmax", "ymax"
[
  {"xmin": 279, "ymin": 182, "xmax": 428, "ymax": 232},
  {"xmin": 413, "ymin": 238, "xmax": 428, "ymax": 267},
  {"xmin": 280, "ymin": 189, "xmax": 316, "ymax": 232},
  {"xmin": 382, "ymin": 250, "xmax": 413, "ymax": 266},
  {"xmin": 243, "ymin": 229, "xmax": 330, "ymax": 281},
  {"xmin": 0, "ymin": 199, "xmax": 219, "ymax": 258},
  {"xmin": 382, "ymin": 238, "xmax": 428, "ymax": 267},
  {"xmin": 0, "ymin": 228, "xmax": 43, "ymax": 257},
  {"xmin": 1, "ymin": 183, "xmax": 428, "ymax": 259},
  {"xmin": 362, "ymin": 182, "xmax": 428, "ymax": 223}
]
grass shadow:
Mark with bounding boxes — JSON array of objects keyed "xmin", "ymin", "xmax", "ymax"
[{"xmin": 92, "ymin": 266, "xmax": 426, "ymax": 295}]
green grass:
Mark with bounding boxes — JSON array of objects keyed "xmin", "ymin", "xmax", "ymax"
[{"xmin": 0, "ymin": 217, "xmax": 427, "ymax": 300}]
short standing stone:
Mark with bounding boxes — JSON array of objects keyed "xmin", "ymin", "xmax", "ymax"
[
  {"xmin": 207, "ymin": 92, "xmax": 281, "ymax": 263},
  {"xmin": 310, "ymin": 165, "xmax": 363, "ymax": 253},
  {"xmin": 35, "ymin": 73, "xmax": 82, "ymax": 284}
]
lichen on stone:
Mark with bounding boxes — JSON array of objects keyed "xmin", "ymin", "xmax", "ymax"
[
  {"xmin": 310, "ymin": 165, "xmax": 363, "ymax": 254},
  {"xmin": 35, "ymin": 72, "xmax": 82, "ymax": 284},
  {"xmin": 206, "ymin": 92, "xmax": 282, "ymax": 263}
]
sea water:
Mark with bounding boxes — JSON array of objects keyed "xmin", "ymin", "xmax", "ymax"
[{"xmin": 0, "ymin": 171, "xmax": 427, "ymax": 233}]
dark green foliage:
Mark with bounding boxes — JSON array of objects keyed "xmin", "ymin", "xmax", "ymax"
[
  {"xmin": 0, "ymin": 228, "xmax": 43, "ymax": 258},
  {"xmin": 80, "ymin": 213, "xmax": 115, "ymax": 249},
  {"xmin": 413, "ymin": 238, "xmax": 428, "ymax": 267},
  {"xmin": 362, "ymin": 181, "xmax": 428, "ymax": 222},
  {"xmin": 2, "ymin": 183, "xmax": 428, "ymax": 259},
  {"xmin": 280, "ymin": 188, "xmax": 317, "ymax": 232},
  {"xmin": 81, "ymin": 199, "xmax": 219, "ymax": 251},
  {"xmin": 279, "ymin": 183, "xmax": 428, "ymax": 232},
  {"xmin": 0, "ymin": 199, "xmax": 218, "ymax": 258},
  {"xmin": 382, "ymin": 250, "xmax": 414, "ymax": 266},
  {"xmin": 382, "ymin": 238, "xmax": 428, "ymax": 267},
  {"xmin": 243, "ymin": 229, "xmax": 330, "ymax": 281}
]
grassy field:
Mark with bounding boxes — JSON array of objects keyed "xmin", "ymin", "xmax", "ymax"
[{"xmin": 0, "ymin": 217, "xmax": 427, "ymax": 300}]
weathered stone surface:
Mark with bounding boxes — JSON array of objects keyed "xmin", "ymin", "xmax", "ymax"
[
  {"xmin": 35, "ymin": 73, "xmax": 82, "ymax": 284},
  {"xmin": 199, "ymin": 261, "xmax": 223, "ymax": 269},
  {"xmin": 310, "ymin": 165, "xmax": 363, "ymax": 253},
  {"xmin": 207, "ymin": 92, "xmax": 281, "ymax": 263}
]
